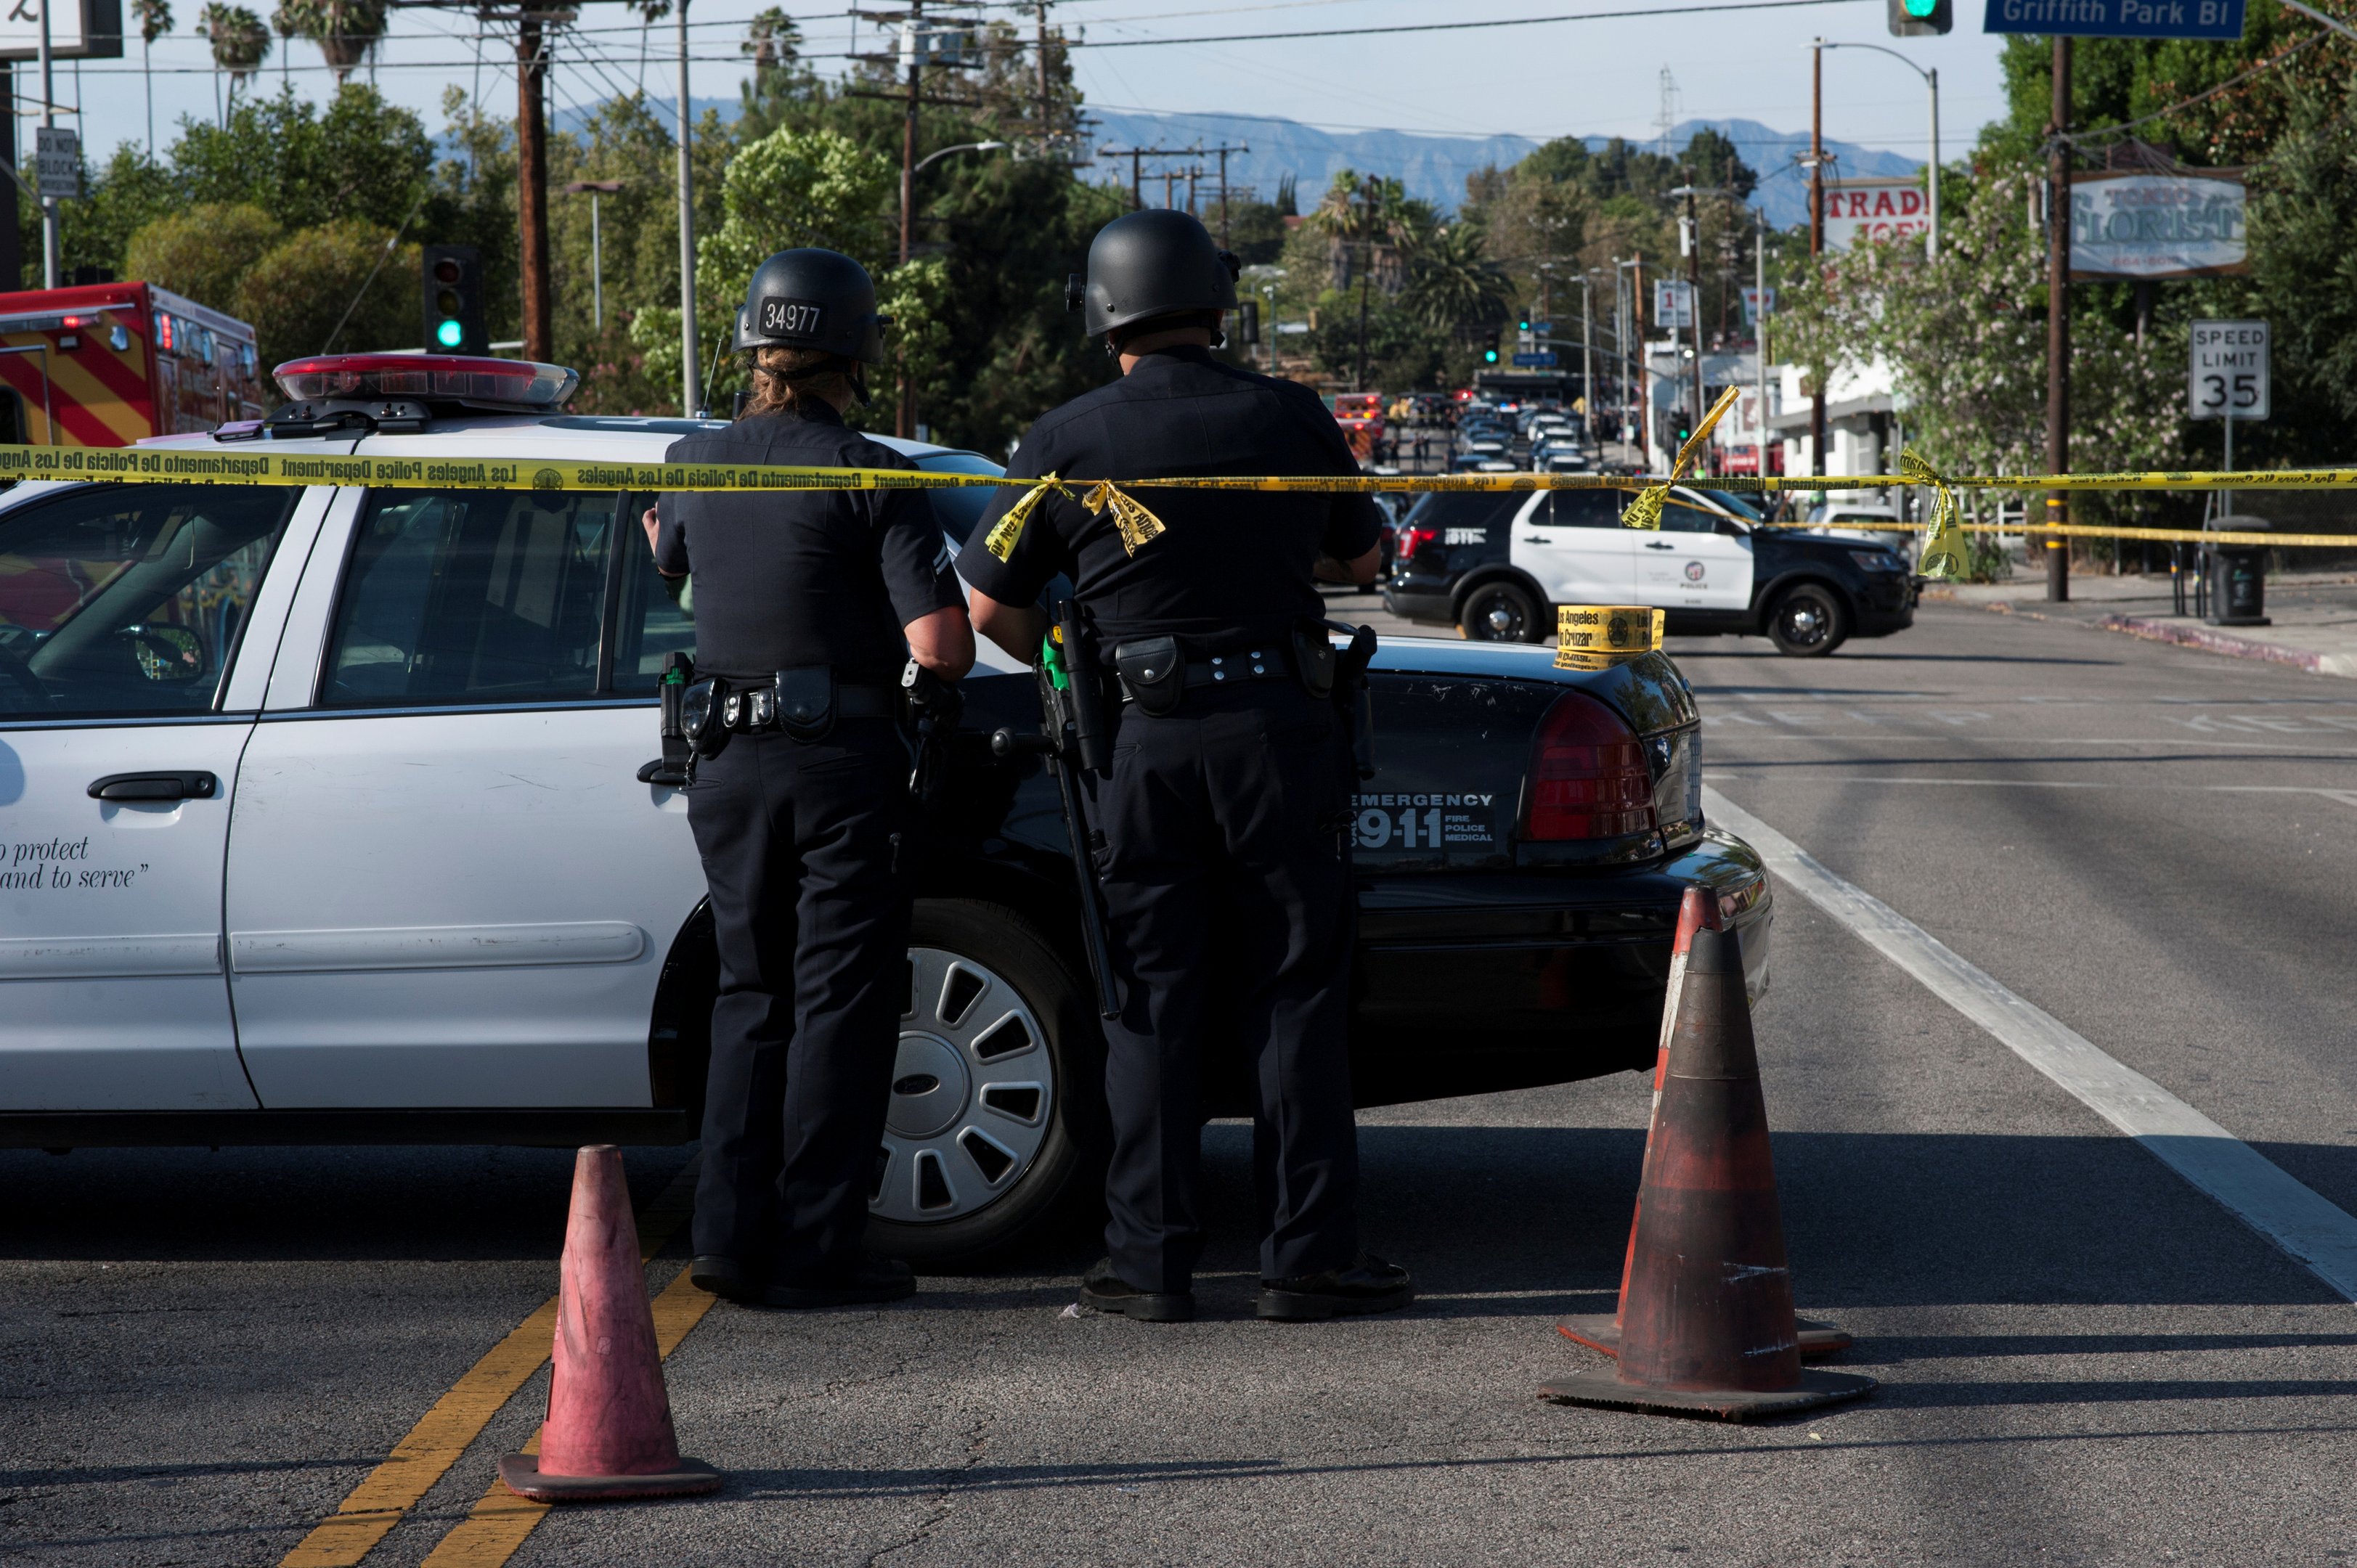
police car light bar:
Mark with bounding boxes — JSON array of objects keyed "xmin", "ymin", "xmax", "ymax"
[{"xmin": 272, "ymin": 354, "xmax": 579, "ymax": 409}]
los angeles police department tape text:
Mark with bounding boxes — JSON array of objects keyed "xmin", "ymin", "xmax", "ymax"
[{"xmin": 18, "ymin": 441, "xmax": 2357, "ymax": 497}]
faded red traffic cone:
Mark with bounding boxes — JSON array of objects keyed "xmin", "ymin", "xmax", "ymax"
[
  {"xmin": 1558, "ymin": 887, "xmax": 1853, "ymax": 1363},
  {"xmin": 497, "ymin": 1146, "xmax": 722, "ymax": 1501},
  {"xmin": 1541, "ymin": 924, "xmax": 1876, "ymax": 1421}
]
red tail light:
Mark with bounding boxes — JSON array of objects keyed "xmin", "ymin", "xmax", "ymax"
[
  {"xmin": 1521, "ymin": 690, "xmax": 1656, "ymax": 841},
  {"xmin": 1396, "ymin": 525, "xmax": 1439, "ymax": 563}
]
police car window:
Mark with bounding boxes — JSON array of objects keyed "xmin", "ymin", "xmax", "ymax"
[
  {"xmin": 0, "ymin": 482, "xmax": 293, "ymax": 719},
  {"xmin": 1401, "ymin": 492, "xmax": 1521, "ymax": 533},
  {"xmin": 321, "ymin": 489, "xmax": 614, "ymax": 706},
  {"xmin": 610, "ymin": 491, "xmax": 693, "ymax": 696},
  {"xmin": 915, "ymin": 450, "xmax": 1004, "ymax": 547},
  {"xmin": 1540, "ymin": 489, "xmax": 1625, "ymax": 527}
]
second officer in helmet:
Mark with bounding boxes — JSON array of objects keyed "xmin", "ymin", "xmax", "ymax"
[
  {"xmin": 645, "ymin": 248, "xmax": 974, "ymax": 1308},
  {"xmin": 959, "ymin": 210, "xmax": 1409, "ymax": 1323}
]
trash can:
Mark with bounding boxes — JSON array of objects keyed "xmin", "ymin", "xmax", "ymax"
[{"xmin": 2205, "ymin": 517, "xmax": 2271, "ymax": 627}]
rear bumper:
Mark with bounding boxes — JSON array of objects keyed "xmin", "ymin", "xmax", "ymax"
[
  {"xmin": 1382, "ymin": 582, "xmax": 1456, "ymax": 624},
  {"xmin": 1336, "ymin": 828, "xmax": 1772, "ymax": 1107}
]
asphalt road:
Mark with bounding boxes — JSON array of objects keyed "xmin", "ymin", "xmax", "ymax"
[{"xmin": 7, "ymin": 603, "xmax": 2357, "ymax": 1566}]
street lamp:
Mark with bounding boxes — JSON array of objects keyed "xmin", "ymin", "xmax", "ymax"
[
  {"xmin": 1819, "ymin": 41, "xmax": 1939, "ymax": 260},
  {"xmin": 561, "ymin": 180, "xmax": 625, "ymax": 331},
  {"xmin": 911, "ymin": 140, "xmax": 1009, "ymax": 180},
  {"xmin": 1242, "ymin": 264, "xmax": 1285, "ymax": 377}
]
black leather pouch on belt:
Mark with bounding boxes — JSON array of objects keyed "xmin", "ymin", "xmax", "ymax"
[
  {"xmin": 682, "ymin": 677, "xmax": 731, "ymax": 759},
  {"xmin": 1290, "ymin": 623, "xmax": 1338, "ymax": 698},
  {"xmin": 775, "ymin": 666, "xmax": 836, "ymax": 743},
  {"xmin": 1111, "ymin": 636, "xmax": 1184, "ymax": 716}
]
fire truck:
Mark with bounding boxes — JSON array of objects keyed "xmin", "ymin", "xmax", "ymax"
[
  {"xmin": 1330, "ymin": 390, "xmax": 1385, "ymax": 462},
  {"xmin": 0, "ymin": 282, "xmax": 265, "ymax": 446}
]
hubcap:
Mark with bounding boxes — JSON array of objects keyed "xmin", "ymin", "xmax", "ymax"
[
  {"xmin": 871, "ymin": 946, "xmax": 1054, "ymax": 1226},
  {"xmin": 1784, "ymin": 604, "xmax": 1826, "ymax": 644},
  {"xmin": 1486, "ymin": 603, "xmax": 1515, "ymax": 633}
]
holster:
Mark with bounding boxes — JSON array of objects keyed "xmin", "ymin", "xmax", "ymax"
[
  {"xmin": 1290, "ymin": 622, "xmax": 1339, "ymax": 699},
  {"xmin": 1316, "ymin": 619, "xmax": 1380, "ymax": 782},
  {"xmin": 775, "ymin": 666, "xmax": 836, "ymax": 743},
  {"xmin": 1111, "ymin": 635, "xmax": 1184, "ymax": 717}
]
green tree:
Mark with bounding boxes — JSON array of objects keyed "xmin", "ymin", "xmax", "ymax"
[
  {"xmin": 124, "ymin": 202, "xmax": 283, "ymax": 309},
  {"xmin": 233, "ymin": 219, "xmax": 420, "ymax": 362}
]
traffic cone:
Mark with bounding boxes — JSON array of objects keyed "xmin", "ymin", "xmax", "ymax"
[
  {"xmin": 1540, "ymin": 924, "xmax": 1876, "ymax": 1421},
  {"xmin": 497, "ymin": 1146, "xmax": 722, "ymax": 1501},
  {"xmin": 1558, "ymin": 887, "xmax": 1854, "ymax": 1363}
]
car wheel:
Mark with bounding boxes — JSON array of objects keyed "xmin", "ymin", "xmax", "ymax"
[
  {"xmin": 1458, "ymin": 581, "xmax": 1546, "ymax": 644},
  {"xmin": 1767, "ymin": 583, "xmax": 1848, "ymax": 656},
  {"xmin": 865, "ymin": 898, "xmax": 1105, "ymax": 1267}
]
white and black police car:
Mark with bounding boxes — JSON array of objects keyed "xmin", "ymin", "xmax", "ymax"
[
  {"xmin": 1383, "ymin": 482, "xmax": 1919, "ymax": 656},
  {"xmin": 0, "ymin": 353, "xmax": 1770, "ymax": 1262}
]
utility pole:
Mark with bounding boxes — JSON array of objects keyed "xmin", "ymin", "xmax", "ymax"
[
  {"xmin": 1809, "ymin": 37, "xmax": 1825, "ymax": 481},
  {"xmin": 1755, "ymin": 205, "xmax": 1770, "ymax": 482},
  {"xmin": 516, "ymin": 10, "xmax": 553, "ymax": 363},
  {"xmin": 1352, "ymin": 175, "xmax": 1379, "ymax": 393},
  {"xmin": 898, "ymin": 0, "xmax": 924, "ymax": 437},
  {"xmin": 36, "ymin": 0, "xmax": 54, "ymax": 289},
  {"xmin": 1034, "ymin": 0, "xmax": 1051, "ymax": 138},
  {"xmin": 1579, "ymin": 272, "xmax": 1594, "ymax": 446},
  {"xmin": 675, "ymin": 0, "xmax": 698, "ymax": 416},
  {"xmin": 2045, "ymin": 37, "xmax": 2072, "ymax": 602},
  {"xmin": 1216, "ymin": 144, "xmax": 1247, "ymax": 249}
]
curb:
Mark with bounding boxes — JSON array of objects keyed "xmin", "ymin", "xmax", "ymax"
[{"xmin": 2096, "ymin": 614, "xmax": 2357, "ymax": 679}]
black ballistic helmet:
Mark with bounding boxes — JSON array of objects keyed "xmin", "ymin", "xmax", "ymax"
[
  {"xmin": 733, "ymin": 248, "xmax": 890, "ymax": 364},
  {"xmin": 1068, "ymin": 210, "xmax": 1241, "ymax": 339}
]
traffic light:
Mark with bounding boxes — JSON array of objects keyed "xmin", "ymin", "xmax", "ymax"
[
  {"xmin": 1888, "ymin": 0, "xmax": 1950, "ymax": 35},
  {"xmin": 1237, "ymin": 300, "xmax": 1260, "ymax": 346},
  {"xmin": 1483, "ymin": 330, "xmax": 1500, "ymax": 364},
  {"xmin": 1518, "ymin": 315, "xmax": 1531, "ymax": 333},
  {"xmin": 422, "ymin": 245, "xmax": 488, "ymax": 354}
]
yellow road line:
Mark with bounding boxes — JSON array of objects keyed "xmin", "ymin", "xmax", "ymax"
[
  {"xmin": 277, "ymin": 1159, "xmax": 701, "ymax": 1568},
  {"xmin": 415, "ymin": 1266, "xmax": 722, "ymax": 1568}
]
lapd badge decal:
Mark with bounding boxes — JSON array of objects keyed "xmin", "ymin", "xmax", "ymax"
[{"xmin": 759, "ymin": 297, "xmax": 827, "ymax": 338}]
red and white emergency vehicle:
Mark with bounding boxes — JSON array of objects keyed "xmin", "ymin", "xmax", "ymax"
[{"xmin": 0, "ymin": 282, "xmax": 264, "ymax": 446}]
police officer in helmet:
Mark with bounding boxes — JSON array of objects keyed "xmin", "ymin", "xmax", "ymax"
[
  {"xmin": 644, "ymin": 248, "xmax": 974, "ymax": 1307},
  {"xmin": 958, "ymin": 209, "xmax": 1410, "ymax": 1323}
]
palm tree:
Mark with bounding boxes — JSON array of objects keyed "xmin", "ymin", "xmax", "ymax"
[
  {"xmin": 134, "ymin": 0, "xmax": 173, "ymax": 155},
  {"xmin": 196, "ymin": 4, "xmax": 270, "ymax": 126},
  {"xmin": 1402, "ymin": 222, "xmax": 1514, "ymax": 335},
  {"xmin": 741, "ymin": 7, "xmax": 800, "ymax": 89},
  {"xmin": 632, "ymin": 0, "xmax": 669, "ymax": 94},
  {"xmin": 277, "ymin": 0, "xmax": 388, "ymax": 86}
]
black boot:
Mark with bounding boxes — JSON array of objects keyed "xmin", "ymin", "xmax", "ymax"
[
  {"xmin": 1078, "ymin": 1257, "xmax": 1194, "ymax": 1323},
  {"xmin": 1256, "ymin": 1254, "xmax": 1412, "ymax": 1321},
  {"xmin": 689, "ymin": 1254, "xmax": 764, "ymax": 1304}
]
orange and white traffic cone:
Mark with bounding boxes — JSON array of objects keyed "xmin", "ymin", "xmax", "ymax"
[
  {"xmin": 497, "ymin": 1146, "xmax": 722, "ymax": 1501},
  {"xmin": 1540, "ymin": 920, "xmax": 1876, "ymax": 1421},
  {"xmin": 1558, "ymin": 887, "xmax": 1853, "ymax": 1363}
]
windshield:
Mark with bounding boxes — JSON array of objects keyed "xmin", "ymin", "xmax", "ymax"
[
  {"xmin": 1691, "ymin": 488, "xmax": 1763, "ymax": 522},
  {"xmin": 916, "ymin": 450, "xmax": 1004, "ymax": 547}
]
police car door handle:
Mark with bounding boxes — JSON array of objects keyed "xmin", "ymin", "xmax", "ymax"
[
  {"xmin": 87, "ymin": 770, "xmax": 218, "ymax": 802},
  {"xmin": 1521, "ymin": 534, "xmax": 1547, "ymax": 544},
  {"xmin": 1644, "ymin": 542, "xmax": 1677, "ymax": 550}
]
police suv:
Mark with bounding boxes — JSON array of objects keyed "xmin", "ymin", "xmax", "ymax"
[
  {"xmin": 0, "ymin": 354, "xmax": 1771, "ymax": 1264},
  {"xmin": 1383, "ymin": 483, "xmax": 1918, "ymax": 656}
]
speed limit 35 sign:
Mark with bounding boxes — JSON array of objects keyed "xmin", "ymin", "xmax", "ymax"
[{"xmin": 2190, "ymin": 319, "xmax": 2268, "ymax": 421}]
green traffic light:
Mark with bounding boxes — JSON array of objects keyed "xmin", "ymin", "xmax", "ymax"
[
  {"xmin": 435, "ymin": 318, "xmax": 465, "ymax": 348},
  {"xmin": 1484, "ymin": 348, "xmax": 1499, "ymax": 363},
  {"xmin": 1518, "ymin": 319, "xmax": 1531, "ymax": 332},
  {"xmin": 1903, "ymin": 0, "xmax": 1935, "ymax": 14}
]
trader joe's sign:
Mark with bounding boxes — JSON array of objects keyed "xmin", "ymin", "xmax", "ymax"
[{"xmin": 2070, "ymin": 171, "xmax": 2247, "ymax": 279}]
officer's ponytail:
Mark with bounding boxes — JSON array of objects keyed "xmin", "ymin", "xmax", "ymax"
[{"xmin": 741, "ymin": 346, "xmax": 858, "ymax": 419}]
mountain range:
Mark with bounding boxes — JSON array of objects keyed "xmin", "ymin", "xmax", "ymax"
[{"xmin": 558, "ymin": 102, "xmax": 1921, "ymax": 233}]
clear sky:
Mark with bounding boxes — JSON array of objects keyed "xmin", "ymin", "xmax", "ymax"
[{"xmin": 55, "ymin": 0, "xmax": 2016, "ymax": 171}]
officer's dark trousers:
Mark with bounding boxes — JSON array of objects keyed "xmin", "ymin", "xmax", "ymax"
[
  {"xmin": 1093, "ymin": 683, "xmax": 1360, "ymax": 1292},
  {"xmin": 686, "ymin": 721, "xmax": 910, "ymax": 1281}
]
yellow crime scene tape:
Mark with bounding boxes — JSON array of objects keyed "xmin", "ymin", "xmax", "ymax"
[{"xmin": 7, "ymin": 394, "xmax": 2356, "ymax": 584}]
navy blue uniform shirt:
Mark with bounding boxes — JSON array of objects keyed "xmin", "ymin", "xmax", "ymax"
[
  {"xmin": 656, "ymin": 401, "xmax": 961, "ymax": 685},
  {"xmin": 954, "ymin": 347, "xmax": 1382, "ymax": 648}
]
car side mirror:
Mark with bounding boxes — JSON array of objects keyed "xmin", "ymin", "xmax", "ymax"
[{"xmin": 123, "ymin": 624, "xmax": 208, "ymax": 683}]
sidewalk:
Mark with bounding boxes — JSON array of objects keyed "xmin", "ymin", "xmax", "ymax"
[{"xmin": 1924, "ymin": 568, "xmax": 2357, "ymax": 678}]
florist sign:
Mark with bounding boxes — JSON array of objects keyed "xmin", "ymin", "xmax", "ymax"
[{"xmin": 2069, "ymin": 172, "xmax": 2247, "ymax": 279}]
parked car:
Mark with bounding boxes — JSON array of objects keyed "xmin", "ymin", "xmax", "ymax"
[
  {"xmin": 0, "ymin": 352, "xmax": 1772, "ymax": 1265},
  {"xmin": 1383, "ymin": 483, "xmax": 1916, "ymax": 656}
]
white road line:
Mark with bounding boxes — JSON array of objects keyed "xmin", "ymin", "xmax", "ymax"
[
  {"xmin": 1703, "ymin": 775, "xmax": 2357, "ymax": 811},
  {"xmin": 1704, "ymin": 784, "xmax": 2357, "ymax": 1304}
]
